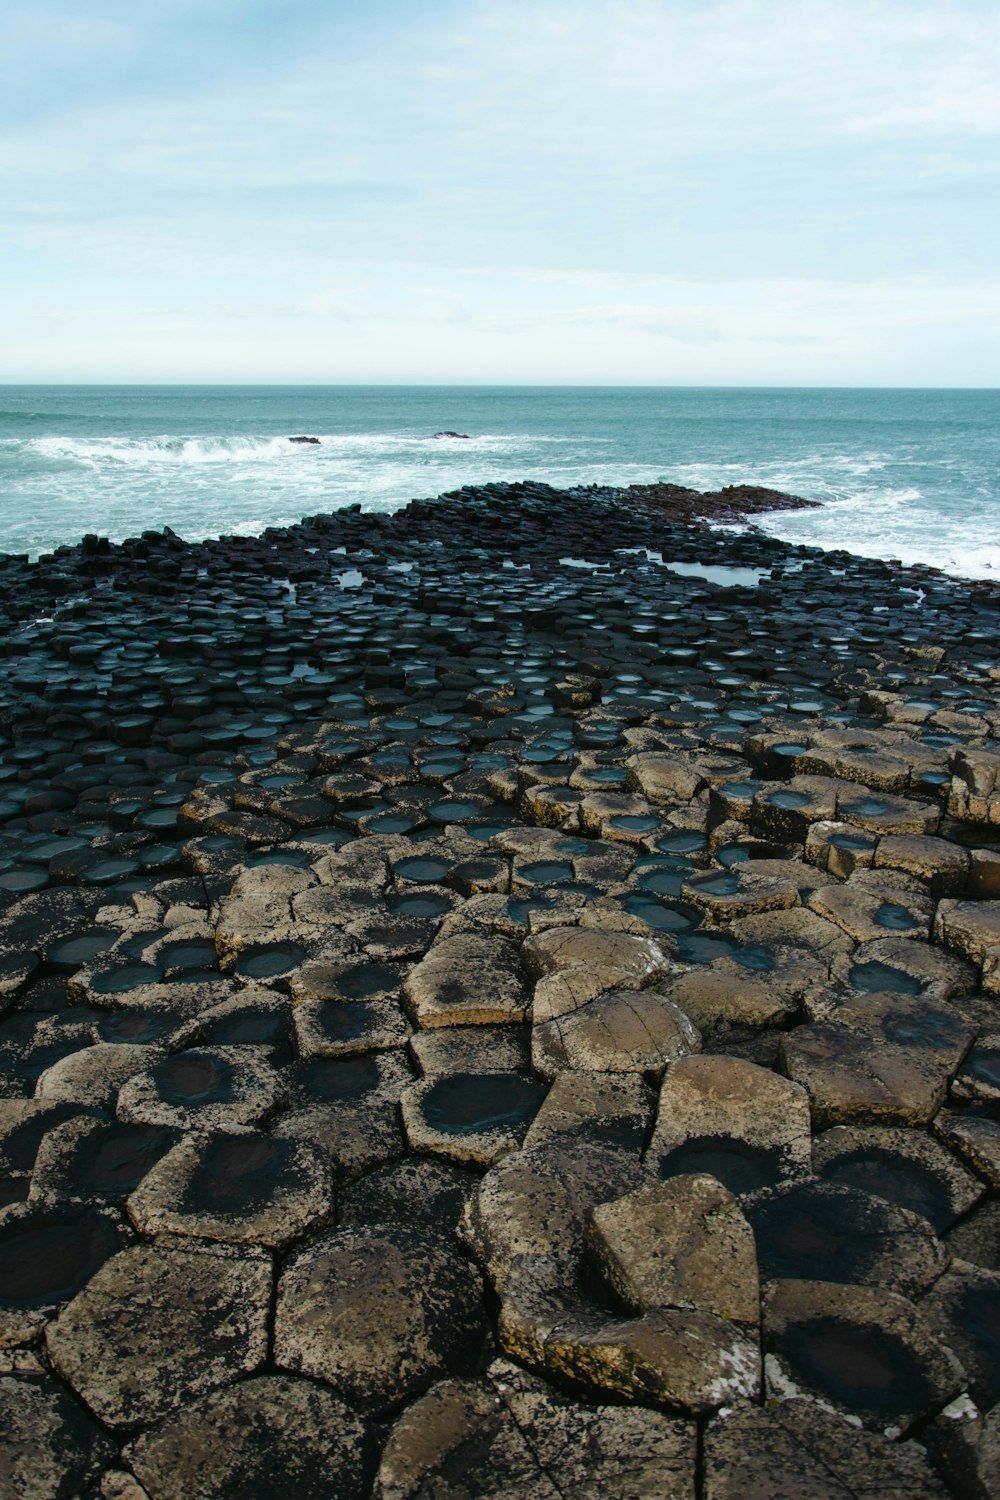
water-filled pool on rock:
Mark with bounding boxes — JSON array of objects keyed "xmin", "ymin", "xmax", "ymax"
[
  {"xmin": 97, "ymin": 1012, "xmax": 181, "ymax": 1044},
  {"xmin": 419, "ymin": 1072, "xmax": 548, "ymax": 1136},
  {"xmin": 767, "ymin": 790, "xmax": 811, "ymax": 810},
  {"xmin": 657, "ymin": 1136, "xmax": 787, "ymax": 1195},
  {"xmin": 89, "ymin": 963, "xmax": 165, "ymax": 996},
  {"xmin": 874, "ymin": 903, "xmax": 918, "ymax": 932},
  {"xmin": 848, "ymin": 962, "xmax": 923, "ymax": 996},
  {"xmin": 686, "ymin": 871, "xmax": 741, "ymax": 896},
  {"xmin": 818, "ymin": 1147, "xmax": 953, "ymax": 1231},
  {"xmin": 203, "ymin": 1010, "xmax": 289, "ymax": 1048},
  {"xmin": 157, "ymin": 939, "xmax": 219, "ymax": 972},
  {"xmin": 180, "ymin": 1133, "xmax": 301, "ymax": 1212},
  {"xmin": 232, "ymin": 942, "xmax": 306, "ymax": 980},
  {"xmin": 621, "ymin": 894, "xmax": 700, "ymax": 935},
  {"xmin": 656, "ymin": 831, "xmax": 708, "ymax": 855},
  {"xmin": 47, "ymin": 929, "xmax": 120, "ymax": 970},
  {"xmin": 72, "ymin": 1124, "xmax": 178, "ymax": 1197},
  {"xmin": 843, "ymin": 797, "xmax": 891, "ymax": 818},
  {"xmin": 394, "ymin": 855, "xmax": 451, "ymax": 884},
  {"xmin": 774, "ymin": 1316, "xmax": 939, "ymax": 1423},
  {"xmin": 290, "ymin": 1054, "xmax": 383, "ymax": 1102},
  {"xmin": 829, "ymin": 832, "xmax": 877, "ymax": 852},
  {"xmin": 387, "ymin": 891, "xmax": 453, "ymax": 919},
  {"xmin": 154, "ymin": 1053, "xmax": 237, "ymax": 1106},
  {"xmin": 749, "ymin": 1187, "xmax": 896, "ymax": 1285},
  {"xmin": 0, "ymin": 1207, "xmax": 123, "ymax": 1307},
  {"xmin": 518, "ymin": 860, "xmax": 574, "ymax": 885}
]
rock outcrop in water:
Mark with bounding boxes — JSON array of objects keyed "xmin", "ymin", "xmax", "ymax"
[{"xmin": 0, "ymin": 479, "xmax": 998, "ymax": 1497}]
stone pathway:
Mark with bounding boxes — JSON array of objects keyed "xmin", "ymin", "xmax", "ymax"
[{"xmin": 1, "ymin": 483, "xmax": 999, "ymax": 1496}]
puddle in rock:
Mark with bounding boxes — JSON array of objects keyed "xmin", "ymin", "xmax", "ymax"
[
  {"xmin": 848, "ymin": 961, "xmax": 922, "ymax": 996},
  {"xmin": 875, "ymin": 903, "xmax": 918, "ymax": 932},
  {"xmin": 829, "ymin": 832, "xmax": 877, "ymax": 852},
  {"xmin": 518, "ymin": 860, "xmax": 574, "ymax": 885},
  {"xmin": 89, "ymin": 963, "xmax": 164, "ymax": 995},
  {"xmin": 656, "ymin": 831, "xmax": 708, "ymax": 855},
  {"xmin": 609, "ymin": 814, "xmax": 660, "ymax": 833},
  {"xmin": 621, "ymin": 894, "xmax": 700, "ymax": 934},
  {"xmin": 0, "ymin": 1207, "xmax": 123, "ymax": 1306},
  {"xmin": 181, "ymin": 1133, "xmax": 297, "ymax": 1211},
  {"xmin": 154, "ymin": 1053, "xmax": 236, "ymax": 1106},
  {"xmin": 328, "ymin": 961, "xmax": 404, "ymax": 1000},
  {"xmin": 98, "ymin": 1012, "xmax": 180, "ymax": 1044},
  {"xmin": 158, "ymin": 939, "xmax": 219, "ymax": 972},
  {"xmin": 767, "ymin": 790, "xmax": 810, "ymax": 810},
  {"xmin": 203, "ymin": 1010, "xmax": 288, "ymax": 1047},
  {"xmin": 245, "ymin": 849, "xmax": 313, "ymax": 869},
  {"xmin": 233, "ymin": 942, "xmax": 306, "ymax": 980},
  {"xmin": 394, "ymin": 855, "xmax": 451, "ymax": 883},
  {"xmin": 386, "ymin": 891, "xmax": 452, "ymax": 919},
  {"xmin": 47, "ymin": 929, "xmax": 120, "ymax": 970},
  {"xmin": 843, "ymin": 797, "xmax": 890, "ymax": 818},
  {"xmin": 420, "ymin": 1072, "xmax": 548, "ymax": 1135},
  {"xmin": 819, "ymin": 1147, "xmax": 952, "ymax": 1231},
  {"xmin": 658, "ymin": 1135, "xmax": 785, "ymax": 1195},
  {"xmin": 637, "ymin": 867, "xmax": 690, "ymax": 898},
  {"xmin": 967, "ymin": 1051, "xmax": 1000, "ymax": 1089},
  {"xmin": 687, "ymin": 871, "xmax": 741, "ymax": 896},
  {"xmin": 291, "ymin": 1054, "xmax": 382, "ymax": 1101}
]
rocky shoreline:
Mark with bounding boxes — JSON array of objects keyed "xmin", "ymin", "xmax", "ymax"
[{"xmin": 1, "ymin": 479, "xmax": 999, "ymax": 1498}]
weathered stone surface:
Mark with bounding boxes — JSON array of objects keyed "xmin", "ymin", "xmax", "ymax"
[
  {"xmin": 533, "ymin": 989, "xmax": 700, "ymax": 1079},
  {"xmin": 781, "ymin": 991, "xmax": 975, "ymax": 1127},
  {"xmin": 403, "ymin": 933, "xmax": 528, "ymax": 1027},
  {"xmin": 127, "ymin": 1129, "xmax": 333, "ymax": 1246},
  {"xmin": 524, "ymin": 1070, "xmax": 655, "ymax": 1154},
  {"xmin": 682, "ymin": 865, "xmax": 800, "ymax": 921},
  {"xmin": 292, "ymin": 995, "xmax": 410, "ymax": 1056},
  {"xmin": 588, "ymin": 1174, "xmax": 759, "ymax": 1325},
  {"xmin": 460, "ymin": 1140, "xmax": 647, "ymax": 1291},
  {"xmin": 275, "ymin": 1223, "xmax": 487, "ymax": 1409},
  {"xmin": 935, "ymin": 900, "xmax": 1000, "ymax": 968},
  {"xmin": 400, "ymin": 1071, "xmax": 548, "ymax": 1165},
  {"xmin": 763, "ymin": 1278, "xmax": 965, "ymax": 1433},
  {"xmin": 808, "ymin": 882, "xmax": 934, "ymax": 943},
  {"xmin": 945, "ymin": 1198, "xmax": 1000, "ymax": 1270},
  {"xmin": 921, "ymin": 1260, "xmax": 1000, "ymax": 1412},
  {"xmin": 952, "ymin": 1033, "xmax": 1000, "ymax": 1103},
  {"xmin": 625, "ymin": 752, "xmax": 704, "ymax": 804},
  {"xmin": 661, "ymin": 969, "xmax": 794, "ymax": 1031},
  {"xmin": 874, "ymin": 834, "xmax": 970, "ymax": 895},
  {"xmin": 117, "ymin": 1047, "xmax": 286, "ymax": 1130},
  {"xmin": 532, "ymin": 964, "xmax": 647, "ymax": 1024},
  {"xmin": 0, "ymin": 1371, "xmax": 114, "ymax": 1497},
  {"xmin": 837, "ymin": 788, "xmax": 940, "ymax": 837},
  {"xmin": 812, "ymin": 1124, "xmax": 983, "ymax": 1232},
  {"xmin": 409, "ymin": 1024, "xmax": 531, "ymax": 1076},
  {"xmin": 45, "ymin": 1242, "xmax": 270, "ymax": 1427},
  {"xmin": 125, "ymin": 1376, "xmax": 375, "ymax": 1500},
  {"xmin": 747, "ymin": 1181, "xmax": 948, "ymax": 1296},
  {"xmin": 35, "ymin": 1043, "xmax": 165, "ymax": 1109},
  {"xmin": 648, "ymin": 1056, "xmax": 812, "ymax": 1195},
  {"xmin": 29, "ymin": 1116, "xmax": 179, "ymax": 1206},
  {"xmin": 703, "ymin": 1397, "xmax": 950, "ymax": 1498},
  {"xmin": 935, "ymin": 1109, "xmax": 1000, "ymax": 1188},
  {"xmin": 338, "ymin": 1155, "xmax": 477, "ymax": 1244},
  {"xmin": 836, "ymin": 932, "xmax": 978, "ymax": 999},
  {"xmin": 274, "ymin": 1051, "xmax": 411, "ymax": 1180},
  {"xmin": 545, "ymin": 1305, "xmax": 760, "ymax": 1413},
  {"xmin": 522, "ymin": 926, "xmax": 672, "ymax": 984}
]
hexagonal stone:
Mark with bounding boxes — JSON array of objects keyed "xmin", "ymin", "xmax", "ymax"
[
  {"xmin": 763, "ymin": 1279, "xmax": 965, "ymax": 1434},
  {"xmin": 400, "ymin": 1072, "xmax": 548, "ymax": 1165},
  {"xmin": 703, "ymin": 1398, "xmax": 950, "ymax": 1499},
  {"xmin": 0, "ymin": 1202, "xmax": 128, "ymax": 1346},
  {"xmin": 873, "ymin": 835, "xmax": 970, "ymax": 895},
  {"xmin": 403, "ymin": 933, "xmax": 529, "ymax": 1027},
  {"xmin": 681, "ymin": 864, "xmax": 801, "ymax": 921},
  {"xmin": 746, "ymin": 1182, "xmax": 947, "ymax": 1297},
  {"xmin": 531, "ymin": 963, "xmax": 647, "ymax": 1025},
  {"xmin": 935, "ymin": 901, "xmax": 1000, "ymax": 968},
  {"xmin": 522, "ymin": 926, "xmax": 672, "ymax": 985},
  {"xmin": 587, "ymin": 1175, "xmax": 759, "ymax": 1325},
  {"xmin": 29, "ymin": 1116, "xmax": 179, "ymax": 1204},
  {"xmin": 812, "ymin": 1125, "xmax": 983, "ymax": 1233},
  {"xmin": 545, "ymin": 1305, "xmax": 760, "ymax": 1413},
  {"xmin": 0, "ymin": 1100, "xmax": 99, "ymax": 1178},
  {"xmin": 808, "ymin": 883, "xmax": 934, "ymax": 943},
  {"xmin": 45, "ymin": 1242, "xmax": 270, "ymax": 1427},
  {"xmin": 781, "ymin": 993, "xmax": 975, "ymax": 1127},
  {"xmin": 647, "ymin": 1056, "xmax": 812, "ymax": 1196},
  {"xmin": 292, "ymin": 996, "xmax": 410, "ymax": 1057},
  {"xmin": 921, "ymin": 1260, "xmax": 1000, "ymax": 1412},
  {"xmin": 532, "ymin": 989, "xmax": 700, "ymax": 1080},
  {"xmin": 274, "ymin": 1224, "xmax": 487, "ymax": 1410},
  {"xmin": 661, "ymin": 968, "xmax": 794, "ymax": 1031},
  {"xmin": 127, "ymin": 1129, "xmax": 333, "ymax": 1247},
  {"xmin": 124, "ymin": 1376, "xmax": 375, "ymax": 1500},
  {"xmin": 409, "ymin": 1024, "xmax": 531, "ymax": 1076},
  {"xmin": 523, "ymin": 1070, "xmax": 656, "ymax": 1154},
  {"xmin": 945, "ymin": 1198, "xmax": 1000, "ymax": 1271},
  {"xmin": 460, "ymin": 1141, "xmax": 647, "ymax": 1291},
  {"xmin": 0, "ymin": 1372, "xmax": 114, "ymax": 1498},
  {"xmin": 338, "ymin": 1155, "xmax": 478, "ymax": 1245},
  {"xmin": 836, "ymin": 788, "xmax": 939, "ymax": 837},
  {"xmin": 273, "ymin": 1051, "xmax": 411, "ymax": 1180},
  {"xmin": 835, "ymin": 933, "xmax": 977, "ymax": 1000},
  {"xmin": 34, "ymin": 1043, "xmax": 166, "ymax": 1110},
  {"xmin": 117, "ymin": 1047, "xmax": 286, "ymax": 1129}
]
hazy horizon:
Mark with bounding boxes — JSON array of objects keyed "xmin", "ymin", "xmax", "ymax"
[{"xmin": 3, "ymin": 1, "xmax": 998, "ymax": 386}]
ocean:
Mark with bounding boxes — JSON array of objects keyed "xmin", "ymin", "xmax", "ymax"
[{"xmin": 0, "ymin": 385, "xmax": 997, "ymax": 578}]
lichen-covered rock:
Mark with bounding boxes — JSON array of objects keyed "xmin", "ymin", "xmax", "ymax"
[
  {"xmin": 524, "ymin": 1070, "xmax": 655, "ymax": 1154},
  {"xmin": 532, "ymin": 990, "xmax": 700, "ymax": 1079},
  {"xmin": 117, "ymin": 1047, "xmax": 286, "ymax": 1130},
  {"xmin": 124, "ymin": 1376, "xmax": 375, "ymax": 1500},
  {"xmin": 400, "ymin": 1071, "xmax": 548, "ymax": 1165},
  {"xmin": 0, "ymin": 1372, "xmax": 114, "ymax": 1497},
  {"xmin": 521, "ymin": 926, "xmax": 673, "ymax": 984},
  {"xmin": 403, "ymin": 933, "xmax": 528, "ymax": 1026}
]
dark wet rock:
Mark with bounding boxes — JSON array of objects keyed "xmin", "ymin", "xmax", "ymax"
[
  {"xmin": 945, "ymin": 1198, "xmax": 1000, "ymax": 1270},
  {"xmin": 117, "ymin": 1046, "xmax": 286, "ymax": 1129},
  {"xmin": 29, "ymin": 1116, "xmax": 178, "ymax": 1204},
  {"xmin": 400, "ymin": 1070, "xmax": 548, "ymax": 1164},
  {"xmin": 293, "ymin": 995, "xmax": 410, "ymax": 1056},
  {"xmin": 127, "ymin": 1128, "xmax": 333, "ymax": 1246},
  {"xmin": 524, "ymin": 1070, "xmax": 655, "ymax": 1154},
  {"xmin": 338, "ymin": 1155, "xmax": 477, "ymax": 1243},
  {"xmin": 0, "ymin": 1201, "xmax": 128, "ymax": 1345},
  {"xmin": 0, "ymin": 1371, "xmax": 114, "ymax": 1498},
  {"xmin": 763, "ymin": 1278, "xmax": 964, "ymax": 1433},
  {"xmin": 703, "ymin": 1397, "xmax": 950, "ymax": 1498},
  {"xmin": 921, "ymin": 1259, "xmax": 1000, "ymax": 1411},
  {"xmin": 648, "ymin": 1055, "xmax": 812, "ymax": 1194},
  {"xmin": 274, "ymin": 1223, "xmax": 487, "ymax": 1410},
  {"xmin": 746, "ymin": 1180, "xmax": 948, "ymax": 1296},
  {"xmin": 274, "ymin": 1050, "xmax": 411, "ymax": 1179},
  {"xmin": 45, "ymin": 1241, "xmax": 270, "ymax": 1427},
  {"xmin": 124, "ymin": 1376, "xmax": 375, "ymax": 1500},
  {"xmin": 812, "ymin": 1124, "xmax": 983, "ymax": 1232},
  {"xmin": 588, "ymin": 1174, "xmax": 759, "ymax": 1324}
]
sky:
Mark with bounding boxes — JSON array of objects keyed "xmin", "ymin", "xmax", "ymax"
[{"xmin": 1, "ymin": 0, "xmax": 998, "ymax": 384}]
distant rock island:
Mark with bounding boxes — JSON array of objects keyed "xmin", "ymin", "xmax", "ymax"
[{"xmin": 288, "ymin": 435, "xmax": 321, "ymax": 445}]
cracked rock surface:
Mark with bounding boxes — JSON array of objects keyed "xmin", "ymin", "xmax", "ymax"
[{"xmin": 1, "ymin": 480, "xmax": 999, "ymax": 1495}]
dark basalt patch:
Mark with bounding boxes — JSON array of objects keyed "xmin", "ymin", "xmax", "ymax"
[
  {"xmin": 771, "ymin": 1314, "xmax": 942, "ymax": 1424},
  {"xmin": 816, "ymin": 1145, "xmax": 955, "ymax": 1232},
  {"xmin": 287, "ymin": 1054, "xmax": 384, "ymax": 1102},
  {"xmin": 232, "ymin": 941, "xmax": 306, "ymax": 980},
  {"xmin": 0, "ymin": 1206, "xmax": 124, "ymax": 1308},
  {"xmin": 848, "ymin": 960, "xmax": 923, "ymax": 995},
  {"xmin": 393, "ymin": 855, "xmax": 451, "ymax": 884},
  {"xmin": 178, "ymin": 1132, "xmax": 304, "ymax": 1213},
  {"xmin": 658, "ymin": 1134, "xmax": 787, "ymax": 1196},
  {"xmin": 89, "ymin": 962, "xmax": 165, "ymax": 995},
  {"xmin": 386, "ymin": 891, "xmax": 452, "ymax": 919},
  {"xmin": 61, "ymin": 1123, "xmax": 178, "ymax": 1198},
  {"xmin": 154, "ymin": 1053, "xmax": 237, "ymax": 1106},
  {"xmin": 418, "ymin": 1072, "xmax": 548, "ymax": 1137}
]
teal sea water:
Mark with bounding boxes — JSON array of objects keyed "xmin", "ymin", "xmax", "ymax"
[{"xmin": 0, "ymin": 386, "xmax": 997, "ymax": 577}]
